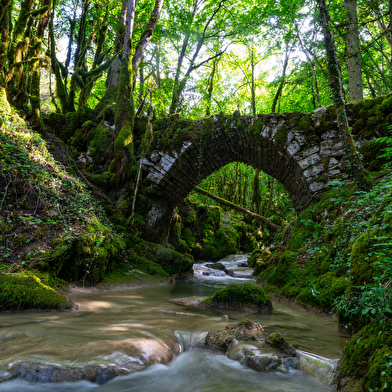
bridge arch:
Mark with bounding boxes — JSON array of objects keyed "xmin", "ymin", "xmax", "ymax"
[{"xmin": 142, "ymin": 106, "xmax": 367, "ymax": 241}]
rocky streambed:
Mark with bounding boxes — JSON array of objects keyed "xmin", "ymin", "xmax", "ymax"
[{"xmin": 0, "ymin": 255, "xmax": 346, "ymax": 391}]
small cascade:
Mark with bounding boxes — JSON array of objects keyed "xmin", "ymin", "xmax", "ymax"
[
  {"xmin": 193, "ymin": 254, "xmax": 254, "ymax": 281},
  {"xmin": 297, "ymin": 350, "xmax": 338, "ymax": 386},
  {"xmin": 174, "ymin": 331, "xmax": 207, "ymax": 352}
]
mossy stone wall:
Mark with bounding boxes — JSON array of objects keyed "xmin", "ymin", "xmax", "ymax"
[{"xmin": 143, "ymin": 96, "xmax": 389, "ymax": 224}]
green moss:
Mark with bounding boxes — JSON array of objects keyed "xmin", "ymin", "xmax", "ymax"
[
  {"xmin": 296, "ymin": 273, "xmax": 350, "ymax": 309},
  {"xmin": 206, "ymin": 206, "xmax": 221, "ymax": 229},
  {"xmin": 88, "ymin": 123, "xmax": 111, "ymax": 162},
  {"xmin": 48, "ymin": 217, "xmax": 125, "ymax": 285},
  {"xmin": 201, "ymin": 283, "xmax": 272, "ymax": 312},
  {"xmin": 275, "ymin": 124, "xmax": 289, "ymax": 147},
  {"xmin": 350, "ymin": 232, "xmax": 375, "ymax": 286},
  {"xmin": 104, "ymin": 257, "xmax": 168, "ymax": 281},
  {"xmin": 58, "ymin": 112, "xmax": 78, "ymax": 142},
  {"xmin": 248, "ymin": 248, "xmax": 262, "ymax": 268},
  {"xmin": 0, "ymin": 273, "xmax": 72, "ymax": 311},
  {"xmin": 250, "ymin": 116, "xmax": 267, "ymax": 138},
  {"xmin": 266, "ymin": 333, "xmax": 297, "ymax": 356},
  {"xmin": 254, "ymin": 248, "xmax": 281, "ymax": 277},
  {"xmin": 185, "ymin": 211, "xmax": 197, "ymax": 224},
  {"xmin": 381, "ymin": 92, "xmax": 392, "ymax": 112},
  {"xmin": 47, "ymin": 112, "xmax": 66, "ymax": 133},
  {"xmin": 338, "ymin": 322, "xmax": 392, "ymax": 391},
  {"xmin": 150, "ymin": 244, "xmax": 194, "ymax": 275},
  {"xmin": 360, "ymin": 140, "xmax": 387, "ymax": 171},
  {"xmin": 114, "ymin": 124, "xmax": 134, "ymax": 157},
  {"xmin": 265, "ymin": 250, "xmax": 297, "ymax": 287}
]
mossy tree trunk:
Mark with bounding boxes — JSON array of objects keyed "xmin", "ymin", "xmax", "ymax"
[
  {"xmin": 0, "ymin": 0, "xmax": 12, "ymax": 85},
  {"xmin": 5, "ymin": 0, "xmax": 35, "ymax": 108},
  {"xmin": 113, "ymin": 0, "xmax": 163, "ymax": 184},
  {"xmin": 30, "ymin": 0, "xmax": 52, "ymax": 130},
  {"xmin": 317, "ymin": 0, "xmax": 372, "ymax": 190}
]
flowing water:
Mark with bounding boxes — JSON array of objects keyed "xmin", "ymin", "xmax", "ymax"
[{"xmin": 0, "ymin": 255, "xmax": 349, "ymax": 391}]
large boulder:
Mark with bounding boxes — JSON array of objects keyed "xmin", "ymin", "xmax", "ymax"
[
  {"xmin": 200, "ymin": 283, "xmax": 273, "ymax": 313},
  {"xmin": 205, "ymin": 320, "xmax": 298, "ymax": 374}
]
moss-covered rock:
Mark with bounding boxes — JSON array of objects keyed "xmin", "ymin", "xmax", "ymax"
[
  {"xmin": 47, "ymin": 217, "xmax": 125, "ymax": 285},
  {"xmin": 0, "ymin": 273, "xmax": 72, "ymax": 311},
  {"xmin": 336, "ymin": 321, "xmax": 392, "ymax": 392},
  {"xmin": 266, "ymin": 332, "xmax": 297, "ymax": 357},
  {"xmin": 204, "ymin": 319, "xmax": 267, "ymax": 352},
  {"xmin": 265, "ymin": 250, "xmax": 297, "ymax": 287},
  {"xmin": 172, "ymin": 198, "xmax": 242, "ymax": 261},
  {"xmin": 150, "ymin": 244, "xmax": 194, "ymax": 276},
  {"xmin": 247, "ymin": 248, "xmax": 262, "ymax": 268},
  {"xmin": 201, "ymin": 283, "xmax": 273, "ymax": 313}
]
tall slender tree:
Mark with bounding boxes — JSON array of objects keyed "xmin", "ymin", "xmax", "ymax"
[
  {"xmin": 317, "ymin": 0, "xmax": 371, "ymax": 190},
  {"xmin": 344, "ymin": 0, "xmax": 363, "ymax": 101}
]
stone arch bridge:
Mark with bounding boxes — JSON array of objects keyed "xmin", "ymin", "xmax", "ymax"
[{"xmin": 142, "ymin": 99, "xmax": 387, "ymax": 241}]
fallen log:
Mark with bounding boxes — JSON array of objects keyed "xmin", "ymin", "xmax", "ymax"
[{"xmin": 194, "ymin": 186, "xmax": 281, "ymax": 230}]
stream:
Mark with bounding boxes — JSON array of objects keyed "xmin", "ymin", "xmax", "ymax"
[{"xmin": 0, "ymin": 255, "xmax": 349, "ymax": 391}]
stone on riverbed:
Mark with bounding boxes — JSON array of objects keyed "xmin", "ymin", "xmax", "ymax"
[
  {"xmin": 0, "ymin": 336, "xmax": 181, "ymax": 384},
  {"xmin": 205, "ymin": 320, "xmax": 298, "ymax": 374},
  {"xmin": 205, "ymin": 262, "xmax": 229, "ymax": 274}
]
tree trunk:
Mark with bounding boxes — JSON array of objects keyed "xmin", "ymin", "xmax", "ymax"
[
  {"xmin": 271, "ymin": 44, "xmax": 291, "ymax": 113},
  {"xmin": 64, "ymin": 17, "xmax": 76, "ymax": 90},
  {"xmin": 195, "ymin": 186, "xmax": 281, "ymax": 229},
  {"xmin": 344, "ymin": 0, "xmax": 363, "ymax": 102},
  {"xmin": 113, "ymin": 0, "xmax": 163, "ymax": 183},
  {"xmin": 313, "ymin": 65, "xmax": 322, "ymax": 108},
  {"xmin": 5, "ymin": 0, "xmax": 34, "ymax": 107},
  {"xmin": 317, "ymin": 0, "xmax": 371, "ymax": 190},
  {"xmin": 169, "ymin": 31, "xmax": 192, "ymax": 115},
  {"xmin": 106, "ymin": 0, "xmax": 127, "ymax": 88},
  {"xmin": 363, "ymin": 68, "xmax": 377, "ymax": 98},
  {"xmin": 30, "ymin": 0, "xmax": 52, "ymax": 130},
  {"xmin": 250, "ymin": 168, "xmax": 260, "ymax": 214},
  {"xmin": 265, "ymin": 177, "xmax": 274, "ymax": 218},
  {"xmin": 0, "ymin": 0, "xmax": 11, "ymax": 83},
  {"xmin": 206, "ymin": 59, "xmax": 217, "ymax": 116},
  {"xmin": 122, "ymin": 0, "xmax": 136, "ymax": 59},
  {"xmin": 251, "ymin": 48, "xmax": 256, "ymax": 116}
]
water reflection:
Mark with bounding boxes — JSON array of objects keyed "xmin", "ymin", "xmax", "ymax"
[{"xmin": 0, "ymin": 255, "xmax": 348, "ymax": 391}]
